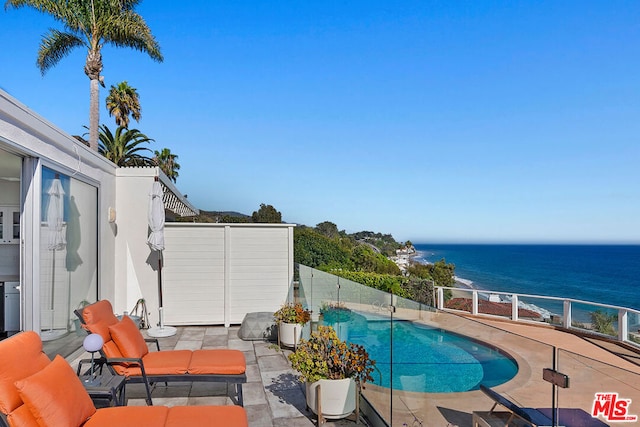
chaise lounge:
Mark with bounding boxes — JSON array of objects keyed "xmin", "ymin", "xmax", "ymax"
[
  {"xmin": 474, "ymin": 384, "xmax": 609, "ymax": 427},
  {"xmin": 75, "ymin": 300, "xmax": 247, "ymax": 406},
  {"xmin": 0, "ymin": 331, "xmax": 248, "ymax": 427}
]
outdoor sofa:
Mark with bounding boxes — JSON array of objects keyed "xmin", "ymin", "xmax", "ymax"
[
  {"xmin": 0, "ymin": 331, "xmax": 247, "ymax": 427},
  {"xmin": 75, "ymin": 300, "xmax": 247, "ymax": 406}
]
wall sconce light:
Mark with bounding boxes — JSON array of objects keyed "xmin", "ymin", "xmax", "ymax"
[{"xmin": 108, "ymin": 207, "xmax": 116, "ymax": 223}]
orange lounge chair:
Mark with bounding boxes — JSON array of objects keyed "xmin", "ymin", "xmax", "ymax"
[
  {"xmin": 75, "ymin": 300, "xmax": 246, "ymax": 406},
  {"xmin": 0, "ymin": 331, "xmax": 248, "ymax": 427}
]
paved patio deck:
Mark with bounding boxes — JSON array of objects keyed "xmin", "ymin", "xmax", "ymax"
[{"xmin": 69, "ymin": 318, "xmax": 640, "ymax": 427}]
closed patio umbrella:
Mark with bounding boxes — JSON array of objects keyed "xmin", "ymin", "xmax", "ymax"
[
  {"xmin": 147, "ymin": 177, "xmax": 176, "ymax": 337},
  {"xmin": 42, "ymin": 174, "xmax": 67, "ymax": 341}
]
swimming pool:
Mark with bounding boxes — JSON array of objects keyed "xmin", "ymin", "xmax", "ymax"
[{"xmin": 321, "ymin": 313, "xmax": 518, "ymax": 393}]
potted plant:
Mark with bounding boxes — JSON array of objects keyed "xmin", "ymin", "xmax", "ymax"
[
  {"xmin": 289, "ymin": 325, "xmax": 375, "ymax": 420},
  {"xmin": 274, "ymin": 302, "xmax": 311, "ymax": 347}
]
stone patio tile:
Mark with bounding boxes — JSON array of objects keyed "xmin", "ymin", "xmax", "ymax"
[
  {"xmin": 228, "ymin": 339, "xmax": 255, "ymax": 351},
  {"xmin": 245, "ymin": 363, "xmax": 261, "ymax": 383},
  {"xmin": 246, "ymin": 403, "xmax": 275, "ymax": 427},
  {"xmin": 174, "ymin": 339, "xmax": 203, "ymax": 350},
  {"xmin": 180, "ymin": 328, "xmax": 206, "ymax": 341},
  {"xmin": 244, "ymin": 349, "xmax": 257, "ymax": 364},
  {"xmin": 203, "ymin": 334, "xmax": 228, "ymax": 347},
  {"xmin": 258, "ymin": 354, "xmax": 291, "ymax": 372},
  {"xmin": 187, "ymin": 395, "xmax": 232, "ymax": 406},
  {"xmin": 254, "ymin": 341, "xmax": 282, "ymax": 357},
  {"xmin": 205, "ymin": 327, "xmax": 230, "ymax": 336},
  {"xmin": 243, "ymin": 381, "xmax": 268, "ymax": 406},
  {"xmin": 272, "ymin": 417, "xmax": 315, "ymax": 427}
]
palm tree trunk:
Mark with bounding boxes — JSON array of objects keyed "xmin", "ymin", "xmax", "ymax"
[{"xmin": 89, "ymin": 78, "xmax": 100, "ymax": 151}]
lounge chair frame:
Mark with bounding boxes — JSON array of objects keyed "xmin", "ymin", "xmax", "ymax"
[{"xmin": 74, "ymin": 308, "xmax": 246, "ymax": 406}]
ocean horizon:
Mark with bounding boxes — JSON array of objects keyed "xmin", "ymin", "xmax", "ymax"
[{"xmin": 413, "ymin": 243, "xmax": 640, "ymax": 312}]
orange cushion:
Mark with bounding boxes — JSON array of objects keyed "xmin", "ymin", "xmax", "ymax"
[
  {"xmin": 165, "ymin": 406, "xmax": 248, "ymax": 427},
  {"xmin": 15, "ymin": 355, "xmax": 96, "ymax": 427},
  {"xmin": 0, "ymin": 331, "xmax": 52, "ymax": 414},
  {"xmin": 81, "ymin": 301, "xmax": 118, "ymax": 343},
  {"xmin": 84, "ymin": 406, "xmax": 169, "ymax": 427},
  {"xmin": 109, "ymin": 316, "xmax": 149, "ymax": 359},
  {"xmin": 188, "ymin": 350, "xmax": 246, "ymax": 375},
  {"xmin": 6, "ymin": 403, "xmax": 40, "ymax": 427},
  {"xmin": 119, "ymin": 351, "xmax": 192, "ymax": 377}
]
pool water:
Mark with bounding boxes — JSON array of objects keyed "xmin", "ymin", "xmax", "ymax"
[{"xmin": 321, "ymin": 316, "xmax": 518, "ymax": 393}]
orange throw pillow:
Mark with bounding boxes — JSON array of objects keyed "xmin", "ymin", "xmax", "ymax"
[
  {"xmin": 15, "ymin": 355, "xmax": 96, "ymax": 427},
  {"xmin": 109, "ymin": 315, "xmax": 149, "ymax": 359}
]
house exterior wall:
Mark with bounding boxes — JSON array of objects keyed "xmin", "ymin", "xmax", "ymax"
[
  {"xmin": 0, "ymin": 90, "xmax": 117, "ymax": 333},
  {"xmin": 1, "ymin": 88, "xmax": 294, "ymax": 343}
]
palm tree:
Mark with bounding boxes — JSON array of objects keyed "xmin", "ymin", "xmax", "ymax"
[
  {"xmin": 153, "ymin": 148, "xmax": 180, "ymax": 182},
  {"xmin": 106, "ymin": 81, "xmax": 141, "ymax": 128},
  {"xmin": 5, "ymin": 0, "xmax": 163, "ymax": 151},
  {"xmin": 98, "ymin": 125, "xmax": 154, "ymax": 167}
]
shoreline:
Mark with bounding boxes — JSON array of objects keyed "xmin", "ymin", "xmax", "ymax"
[{"xmin": 405, "ymin": 249, "xmax": 556, "ymax": 319}]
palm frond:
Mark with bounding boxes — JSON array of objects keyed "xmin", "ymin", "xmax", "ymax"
[{"xmin": 37, "ymin": 29, "xmax": 85, "ymax": 74}]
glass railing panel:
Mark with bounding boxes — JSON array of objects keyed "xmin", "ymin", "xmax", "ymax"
[
  {"xmin": 557, "ymin": 348, "xmax": 640, "ymax": 426},
  {"xmin": 515, "ymin": 294, "xmax": 564, "ymax": 325},
  {"xmin": 474, "ymin": 290, "xmax": 512, "ymax": 320},
  {"xmin": 389, "ymin": 310, "xmax": 556, "ymax": 426},
  {"xmin": 627, "ymin": 309, "xmax": 640, "ymax": 346},
  {"xmin": 296, "ymin": 265, "xmax": 393, "ymax": 424},
  {"xmin": 570, "ymin": 301, "xmax": 619, "ymax": 338}
]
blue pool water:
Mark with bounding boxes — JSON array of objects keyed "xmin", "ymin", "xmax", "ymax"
[{"xmin": 324, "ymin": 316, "xmax": 518, "ymax": 393}]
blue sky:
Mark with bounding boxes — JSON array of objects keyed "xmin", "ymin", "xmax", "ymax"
[{"xmin": 1, "ymin": 1, "xmax": 639, "ymax": 244}]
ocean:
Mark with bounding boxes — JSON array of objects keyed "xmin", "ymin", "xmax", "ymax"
[{"xmin": 413, "ymin": 244, "xmax": 640, "ymax": 312}]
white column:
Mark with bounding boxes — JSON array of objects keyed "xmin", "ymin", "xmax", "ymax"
[
  {"xmin": 563, "ymin": 300, "xmax": 572, "ymax": 329},
  {"xmin": 619, "ymin": 309, "xmax": 628, "ymax": 342},
  {"xmin": 511, "ymin": 294, "xmax": 519, "ymax": 322},
  {"xmin": 472, "ymin": 291, "xmax": 478, "ymax": 315}
]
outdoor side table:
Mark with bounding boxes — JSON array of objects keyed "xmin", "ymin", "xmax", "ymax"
[{"xmin": 80, "ymin": 371, "xmax": 126, "ymax": 408}]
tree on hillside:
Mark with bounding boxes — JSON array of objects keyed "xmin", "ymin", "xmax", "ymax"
[
  {"xmin": 6, "ymin": 0, "xmax": 163, "ymax": 150},
  {"xmin": 294, "ymin": 227, "xmax": 353, "ymax": 270},
  {"xmin": 315, "ymin": 221, "xmax": 340, "ymax": 238},
  {"xmin": 406, "ymin": 258, "xmax": 455, "ymax": 287},
  {"xmin": 252, "ymin": 204, "xmax": 282, "ymax": 223},
  {"xmin": 98, "ymin": 125, "xmax": 153, "ymax": 166},
  {"xmin": 106, "ymin": 81, "xmax": 141, "ymax": 128},
  {"xmin": 153, "ymin": 148, "xmax": 180, "ymax": 182},
  {"xmin": 350, "ymin": 244, "xmax": 401, "ymax": 275}
]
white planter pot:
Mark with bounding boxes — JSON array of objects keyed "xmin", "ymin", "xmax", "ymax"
[
  {"xmin": 278, "ymin": 322, "xmax": 303, "ymax": 347},
  {"xmin": 306, "ymin": 378, "xmax": 356, "ymax": 419}
]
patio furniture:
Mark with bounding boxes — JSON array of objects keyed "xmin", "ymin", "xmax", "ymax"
[
  {"xmin": 238, "ymin": 312, "xmax": 277, "ymax": 341},
  {"xmin": 0, "ymin": 331, "xmax": 247, "ymax": 427},
  {"xmin": 75, "ymin": 300, "xmax": 246, "ymax": 406},
  {"xmin": 474, "ymin": 384, "xmax": 609, "ymax": 427}
]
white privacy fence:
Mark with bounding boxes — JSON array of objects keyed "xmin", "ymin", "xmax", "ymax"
[{"xmin": 154, "ymin": 223, "xmax": 294, "ymax": 326}]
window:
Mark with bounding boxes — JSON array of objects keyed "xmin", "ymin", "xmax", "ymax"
[{"xmin": 40, "ymin": 167, "xmax": 97, "ymax": 356}]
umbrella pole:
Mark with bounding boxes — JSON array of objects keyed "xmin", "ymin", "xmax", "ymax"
[
  {"xmin": 49, "ymin": 250, "xmax": 55, "ymax": 332},
  {"xmin": 158, "ymin": 253, "xmax": 164, "ymax": 328},
  {"xmin": 148, "ymin": 250, "xmax": 176, "ymax": 337}
]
